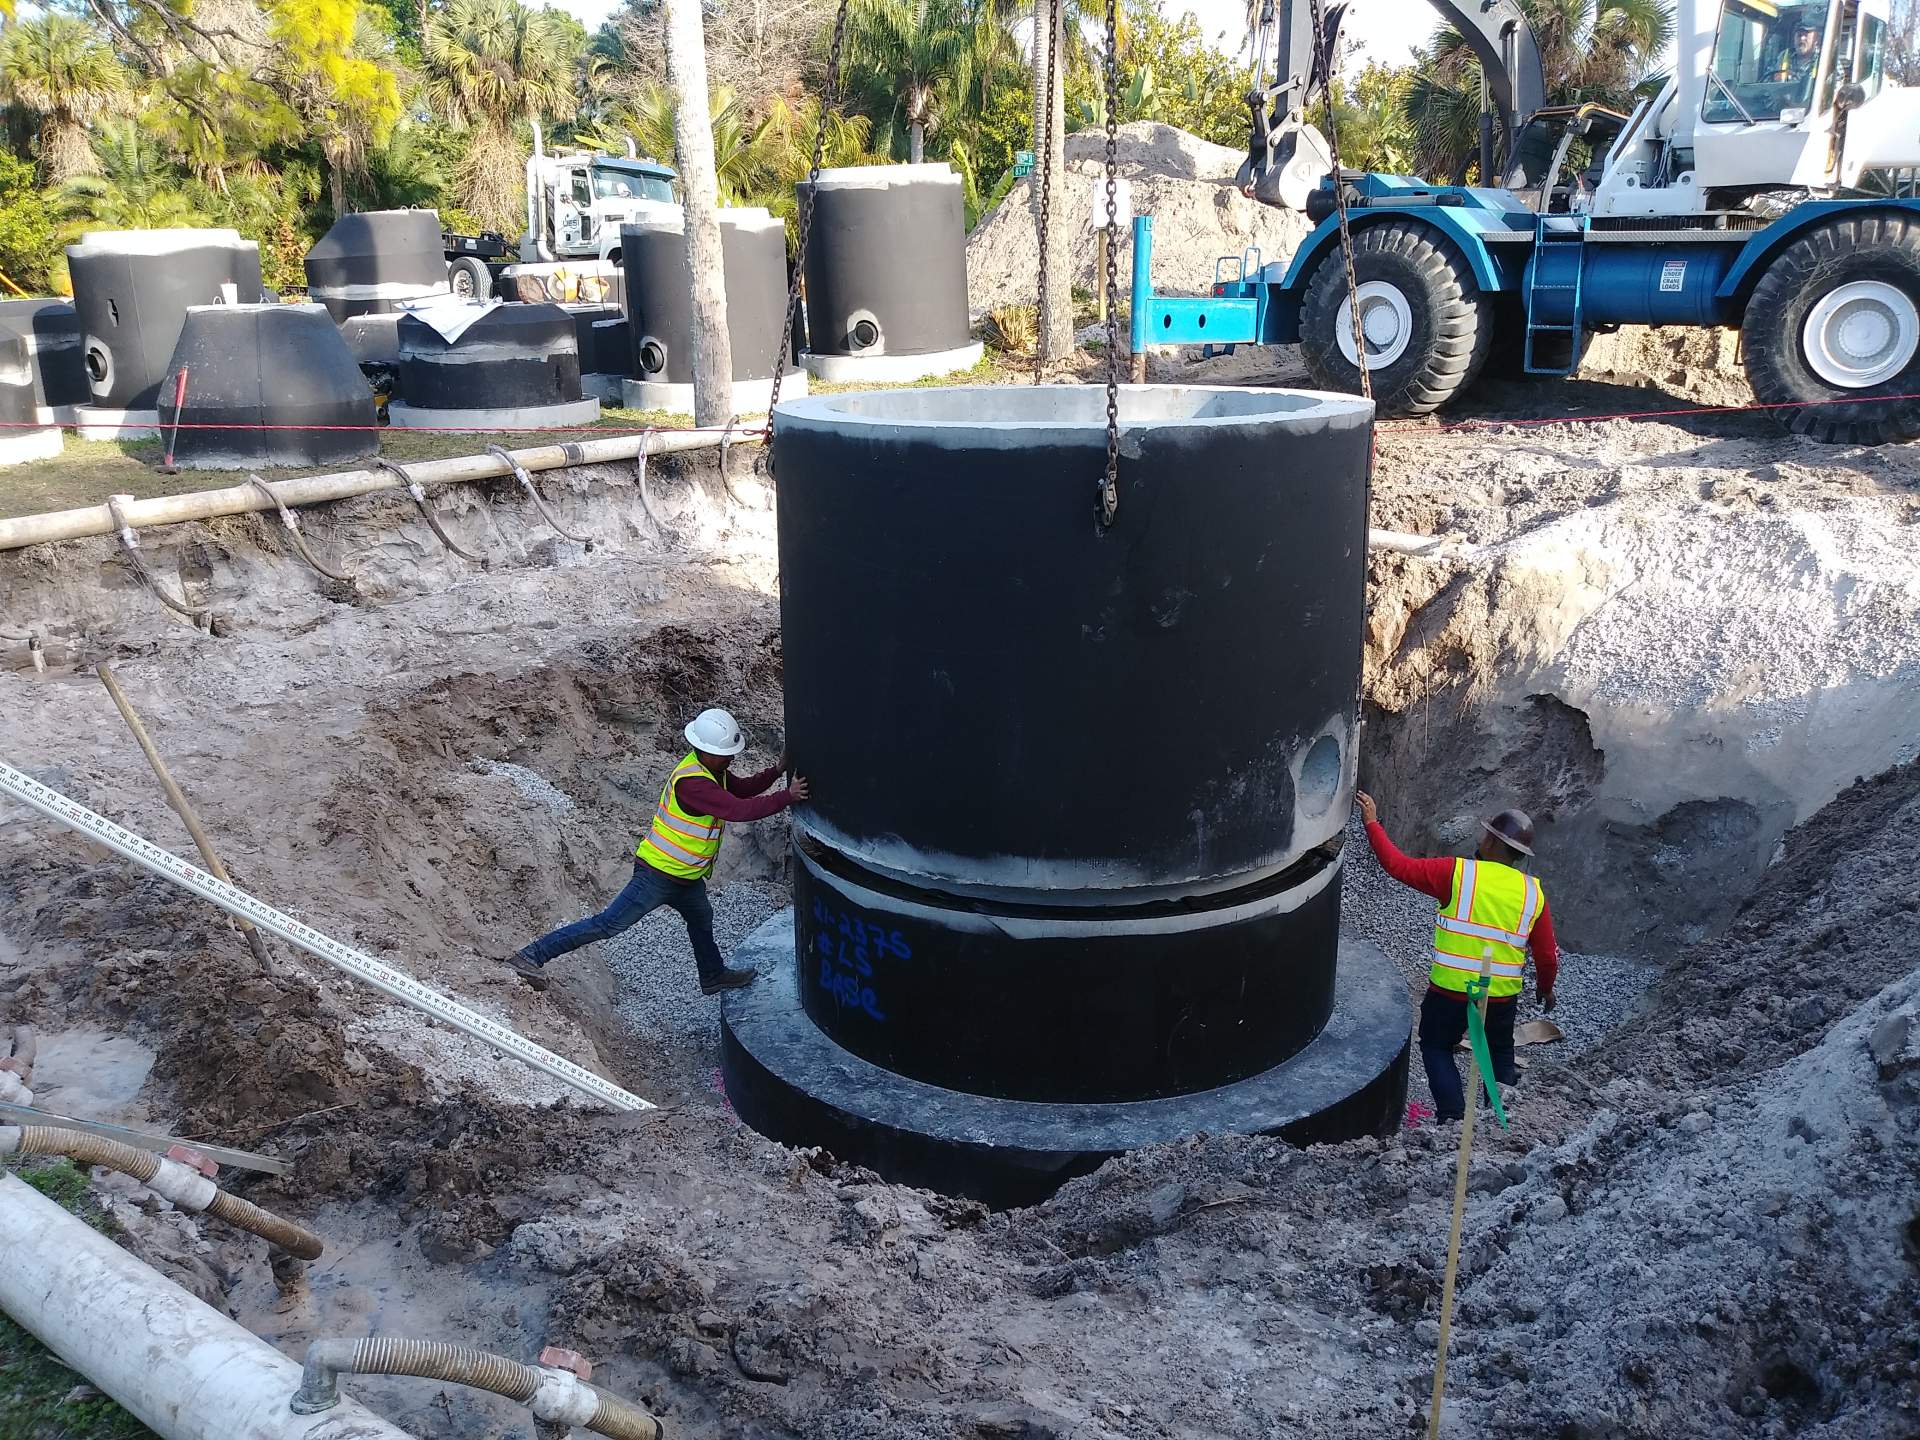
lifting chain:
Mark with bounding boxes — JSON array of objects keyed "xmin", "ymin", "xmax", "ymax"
[
  {"xmin": 1099, "ymin": 0, "xmax": 1121, "ymax": 526},
  {"xmin": 766, "ymin": 0, "xmax": 854, "ymax": 427},
  {"xmin": 1308, "ymin": 0, "xmax": 1371, "ymax": 401},
  {"xmin": 1033, "ymin": 0, "xmax": 1062, "ymax": 386}
]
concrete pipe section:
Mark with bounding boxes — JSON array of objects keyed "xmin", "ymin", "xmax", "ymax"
[
  {"xmin": 66, "ymin": 228, "xmax": 264, "ymax": 440},
  {"xmin": 0, "ymin": 332, "xmax": 62, "ymax": 466},
  {"xmin": 620, "ymin": 208, "xmax": 806, "ymax": 415},
  {"xmin": 164, "ymin": 304, "xmax": 378, "ymax": 469},
  {"xmin": 797, "ymin": 164, "xmax": 983, "ymax": 384},
  {"xmin": 388, "ymin": 302, "xmax": 600, "ymax": 430},
  {"xmin": 0, "ymin": 297, "xmax": 88, "ymax": 425},
  {"xmin": 725, "ymin": 384, "xmax": 1409, "ymax": 1205}
]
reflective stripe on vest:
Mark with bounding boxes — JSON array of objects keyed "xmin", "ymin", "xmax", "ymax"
[
  {"xmin": 636, "ymin": 752, "xmax": 725, "ymax": 879},
  {"xmin": 1429, "ymin": 857, "xmax": 1543, "ymax": 999}
]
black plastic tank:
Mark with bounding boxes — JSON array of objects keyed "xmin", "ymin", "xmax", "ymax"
[
  {"xmin": 619, "ymin": 208, "xmax": 804, "ymax": 412},
  {"xmin": 722, "ymin": 385, "xmax": 1410, "ymax": 1204},
  {"xmin": 162, "ymin": 303, "xmax": 376, "ymax": 469},
  {"xmin": 66, "ymin": 229, "xmax": 263, "ymax": 410},
  {"xmin": 797, "ymin": 164, "xmax": 974, "ymax": 367},
  {"xmin": 389, "ymin": 301, "xmax": 598, "ymax": 428},
  {"xmin": 0, "ymin": 299, "xmax": 87, "ymax": 418},
  {"xmin": 303, "ymin": 209, "xmax": 449, "ymax": 323},
  {"xmin": 0, "ymin": 331, "xmax": 61, "ymax": 466}
]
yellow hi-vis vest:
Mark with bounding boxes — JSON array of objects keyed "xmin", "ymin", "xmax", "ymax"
[
  {"xmin": 1430, "ymin": 858, "xmax": 1544, "ymax": 999},
  {"xmin": 635, "ymin": 752, "xmax": 725, "ymax": 880}
]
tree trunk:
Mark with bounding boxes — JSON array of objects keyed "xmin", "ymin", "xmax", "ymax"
[
  {"xmin": 328, "ymin": 159, "xmax": 347, "ymax": 222},
  {"xmin": 909, "ymin": 120, "xmax": 925, "ymax": 164},
  {"xmin": 1036, "ymin": 4, "xmax": 1072, "ymax": 360},
  {"xmin": 664, "ymin": 0, "xmax": 735, "ymax": 426}
]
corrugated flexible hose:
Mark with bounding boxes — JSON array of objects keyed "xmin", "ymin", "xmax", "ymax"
[
  {"xmin": 293, "ymin": 1337, "xmax": 661, "ymax": 1439},
  {"xmin": 0, "ymin": 1125, "xmax": 323, "ymax": 1260}
]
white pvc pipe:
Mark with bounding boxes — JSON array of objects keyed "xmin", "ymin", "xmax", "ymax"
[
  {"xmin": 0, "ymin": 1173, "xmax": 415, "ymax": 1440},
  {"xmin": 0, "ymin": 429, "xmax": 728, "ymax": 551},
  {"xmin": 0, "ymin": 763, "xmax": 650, "ymax": 1114}
]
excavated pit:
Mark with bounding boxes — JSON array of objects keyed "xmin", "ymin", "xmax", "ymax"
[{"xmin": 1, "ymin": 403, "xmax": 1916, "ymax": 1438}]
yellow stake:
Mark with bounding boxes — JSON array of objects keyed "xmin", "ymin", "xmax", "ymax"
[{"xmin": 1427, "ymin": 946, "xmax": 1494, "ymax": 1439}]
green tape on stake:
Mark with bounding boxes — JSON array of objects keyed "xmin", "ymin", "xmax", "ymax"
[{"xmin": 1464, "ymin": 976, "xmax": 1509, "ymax": 1130}]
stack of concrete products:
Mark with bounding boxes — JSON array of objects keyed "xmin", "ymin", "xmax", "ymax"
[
  {"xmin": 388, "ymin": 299, "xmax": 599, "ymax": 430},
  {"xmin": 65, "ymin": 229, "xmax": 264, "ymax": 439},
  {"xmin": 723, "ymin": 385, "xmax": 1408, "ymax": 1206},
  {"xmin": 620, "ymin": 207, "xmax": 805, "ymax": 414},
  {"xmin": 303, "ymin": 209, "xmax": 452, "ymax": 366},
  {"xmin": 162, "ymin": 303, "xmax": 377, "ymax": 469},
  {"xmin": 797, "ymin": 164, "xmax": 982, "ymax": 383},
  {"xmin": 562, "ymin": 302, "xmax": 631, "ymax": 404},
  {"xmin": 0, "ymin": 298, "xmax": 88, "ymax": 427},
  {"xmin": 0, "ymin": 332, "xmax": 62, "ymax": 466}
]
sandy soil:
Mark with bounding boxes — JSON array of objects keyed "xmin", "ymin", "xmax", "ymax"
[{"xmin": 1, "ymin": 369, "xmax": 1917, "ymax": 1438}]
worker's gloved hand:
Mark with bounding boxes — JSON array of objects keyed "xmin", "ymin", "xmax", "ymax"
[
  {"xmin": 789, "ymin": 774, "xmax": 811, "ymax": 803},
  {"xmin": 1541, "ymin": 989, "xmax": 1556, "ymax": 1014},
  {"xmin": 1355, "ymin": 790, "xmax": 1379, "ymax": 826}
]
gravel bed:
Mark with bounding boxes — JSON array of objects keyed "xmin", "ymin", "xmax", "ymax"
[{"xmin": 603, "ymin": 878, "xmax": 789, "ymax": 1046}]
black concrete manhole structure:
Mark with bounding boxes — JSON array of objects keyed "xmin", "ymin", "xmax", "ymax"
[{"xmin": 723, "ymin": 384, "xmax": 1409, "ymax": 1205}]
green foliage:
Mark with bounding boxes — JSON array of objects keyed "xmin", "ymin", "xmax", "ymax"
[
  {"xmin": 1330, "ymin": 62, "xmax": 1416, "ymax": 175},
  {"xmin": 967, "ymin": 67, "xmax": 1031, "ymax": 197},
  {"xmin": 1066, "ymin": 0, "xmax": 1245, "ymax": 147},
  {"xmin": 841, "ymin": 0, "xmax": 1008, "ymax": 164},
  {"xmin": 0, "ymin": 150, "xmax": 58, "ymax": 292},
  {"xmin": 56, "ymin": 122, "xmax": 210, "ymax": 233},
  {"xmin": 266, "ymin": 0, "xmax": 405, "ymax": 207},
  {"xmin": 0, "ymin": 14, "xmax": 130, "ymax": 183}
]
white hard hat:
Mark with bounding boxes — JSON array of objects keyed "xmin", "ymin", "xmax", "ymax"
[{"xmin": 684, "ymin": 707, "xmax": 746, "ymax": 757}]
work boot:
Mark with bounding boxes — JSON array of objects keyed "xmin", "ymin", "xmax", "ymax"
[
  {"xmin": 500, "ymin": 952, "xmax": 550, "ymax": 991},
  {"xmin": 700, "ymin": 966, "xmax": 757, "ymax": 996}
]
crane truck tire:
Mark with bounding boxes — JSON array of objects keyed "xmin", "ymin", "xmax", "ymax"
[
  {"xmin": 447, "ymin": 256, "xmax": 492, "ymax": 300},
  {"xmin": 1743, "ymin": 212, "xmax": 1920, "ymax": 445},
  {"xmin": 1298, "ymin": 221, "xmax": 1492, "ymax": 416}
]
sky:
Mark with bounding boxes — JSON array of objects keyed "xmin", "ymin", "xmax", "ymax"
[{"xmin": 541, "ymin": 0, "xmax": 1436, "ymax": 67}]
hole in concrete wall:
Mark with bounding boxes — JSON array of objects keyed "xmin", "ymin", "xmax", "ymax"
[
  {"xmin": 1298, "ymin": 733, "xmax": 1342, "ymax": 818},
  {"xmin": 638, "ymin": 339, "xmax": 666, "ymax": 375}
]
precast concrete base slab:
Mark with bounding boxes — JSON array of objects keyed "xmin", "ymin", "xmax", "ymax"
[
  {"xmin": 801, "ymin": 341, "xmax": 985, "ymax": 385},
  {"xmin": 386, "ymin": 397, "xmax": 600, "ymax": 431},
  {"xmin": 622, "ymin": 371, "xmax": 805, "ymax": 418},
  {"xmin": 580, "ymin": 373, "xmax": 628, "ymax": 405},
  {"xmin": 0, "ymin": 428, "xmax": 64, "ymax": 466},
  {"xmin": 74, "ymin": 407, "xmax": 159, "ymax": 441},
  {"xmin": 721, "ymin": 912, "xmax": 1411, "ymax": 1207}
]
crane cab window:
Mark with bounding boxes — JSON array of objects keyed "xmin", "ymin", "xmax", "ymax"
[{"xmin": 1704, "ymin": 0, "xmax": 1829, "ymax": 121}]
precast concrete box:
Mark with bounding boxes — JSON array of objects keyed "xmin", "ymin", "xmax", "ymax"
[
  {"xmin": 163, "ymin": 303, "xmax": 376, "ymax": 469},
  {"xmin": 0, "ymin": 332, "xmax": 62, "ymax": 466},
  {"xmin": 723, "ymin": 384, "xmax": 1409, "ymax": 1205},
  {"xmin": 66, "ymin": 229, "xmax": 263, "ymax": 420},
  {"xmin": 797, "ymin": 164, "xmax": 982, "ymax": 383},
  {"xmin": 0, "ymin": 298, "xmax": 87, "ymax": 422}
]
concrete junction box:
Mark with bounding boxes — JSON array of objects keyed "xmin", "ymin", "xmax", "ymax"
[{"xmin": 723, "ymin": 384, "xmax": 1410, "ymax": 1204}]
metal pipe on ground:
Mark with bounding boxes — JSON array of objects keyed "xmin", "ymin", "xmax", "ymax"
[
  {"xmin": 0, "ymin": 1172, "xmax": 416, "ymax": 1440},
  {"xmin": 0, "ymin": 761, "xmax": 652, "ymax": 1114},
  {"xmin": 0, "ymin": 430, "xmax": 734, "ymax": 551}
]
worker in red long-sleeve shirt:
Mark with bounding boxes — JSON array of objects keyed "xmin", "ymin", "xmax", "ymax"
[
  {"xmin": 1355, "ymin": 790, "xmax": 1559, "ymax": 1122},
  {"xmin": 505, "ymin": 708, "xmax": 808, "ymax": 994}
]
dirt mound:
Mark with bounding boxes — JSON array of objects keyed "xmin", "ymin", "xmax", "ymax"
[
  {"xmin": 966, "ymin": 121, "xmax": 1310, "ymax": 319},
  {"xmin": 1583, "ymin": 325, "xmax": 1755, "ymax": 407}
]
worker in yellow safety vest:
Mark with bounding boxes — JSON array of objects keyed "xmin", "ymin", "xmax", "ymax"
[
  {"xmin": 1356, "ymin": 791, "xmax": 1560, "ymax": 1122},
  {"xmin": 504, "ymin": 708, "xmax": 808, "ymax": 994}
]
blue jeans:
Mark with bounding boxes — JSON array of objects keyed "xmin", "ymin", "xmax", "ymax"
[
  {"xmin": 519, "ymin": 861, "xmax": 726, "ymax": 980},
  {"xmin": 1418, "ymin": 988, "xmax": 1519, "ymax": 1121}
]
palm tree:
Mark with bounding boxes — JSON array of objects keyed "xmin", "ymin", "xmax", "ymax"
[
  {"xmin": 422, "ymin": 0, "xmax": 584, "ymax": 231},
  {"xmin": 843, "ymin": 0, "xmax": 1003, "ymax": 163},
  {"xmin": 56, "ymin": 121, "xmax": 210, "ymax": 233},
  {"xmin": 1408, "ymin": 0, "xmax": 1671, "ymax": 179},
  {"xmin": 0, "ymin": 14, "xmax": 129, "ymax": 184}
]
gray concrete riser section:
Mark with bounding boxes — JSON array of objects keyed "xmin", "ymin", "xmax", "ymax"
[
  {"xmin": 386, "ymin": 398, "xmax": 600, "ymax": 430},
  {"xmin": 800, "ymin": 342, "xmax": 985, "ymax": 385},
  {"xmin": 721, "ymin": 910, "xmax": 1411, "ymax": 1204}
]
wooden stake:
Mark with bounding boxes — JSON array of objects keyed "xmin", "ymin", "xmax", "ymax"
[
  {"xmin": 1427, "ymin": 948, "xmax": 1494, "ymax": 1439},
  {"xmin": 95, "ymin": 663, "xmax": 275, "ymax": 976}
]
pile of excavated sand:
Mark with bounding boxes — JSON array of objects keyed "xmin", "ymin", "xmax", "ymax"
[
  {"xmin": 1583, "ymin": 324, "xmax": 1754, "ymax": 407},
  {"xmin": 966, "ymin": 121, "xmax": 1310, "ymax": 319}
]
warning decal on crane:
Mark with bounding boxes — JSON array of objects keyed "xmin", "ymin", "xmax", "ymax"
[{"xmin": 1659, "ymin": 260, "xmax": 1687, "ymax": 293}]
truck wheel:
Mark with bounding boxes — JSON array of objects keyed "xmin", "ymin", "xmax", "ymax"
[
  {"xmin": 1299, "ymin": 221, "xmax": 1493, "ymax": 416},
  {"xmin": 1743, "ymin": 212, "xmax": 1920, "ymax": 445},
  {"xmin": 448, "ymin": 256, "xmax": 492, "ymax": 300}
]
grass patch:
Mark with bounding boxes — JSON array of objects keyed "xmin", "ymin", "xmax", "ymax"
[{"xmin": 0, "ymin": 1162, "xmax": 153, "ymax": 1439}]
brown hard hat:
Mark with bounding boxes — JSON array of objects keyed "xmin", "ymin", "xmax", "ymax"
[{"xmin": 1483, "ymin": 809, "xmax": 1536, "ymax": 857}]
